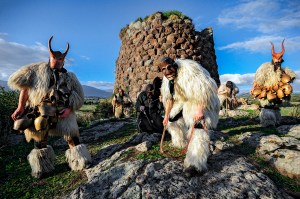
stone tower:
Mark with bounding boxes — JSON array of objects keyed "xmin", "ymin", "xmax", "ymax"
[{"xmin": 114, "ymin": 12, "xmax": 220, "ymax": 102}]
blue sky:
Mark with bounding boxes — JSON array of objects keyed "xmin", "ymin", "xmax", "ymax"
[{"xmin": 0, "ymin": 0, "xmax": 299, "ymax": 93}]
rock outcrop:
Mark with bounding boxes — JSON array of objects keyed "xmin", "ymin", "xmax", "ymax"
[
  {"xmin": 114, "ymin": 12, "xmax": 220, "ymax": 101},
  {"xmin": 62, "ymin": 117, "xmax": 299, "ymax": 199}
]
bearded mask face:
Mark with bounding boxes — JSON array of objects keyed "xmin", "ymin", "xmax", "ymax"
[{"xmin": 159, "ymin": 57, "xmax": 177, "ymax": 80}]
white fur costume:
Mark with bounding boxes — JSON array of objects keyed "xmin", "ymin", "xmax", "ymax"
[
  {"xmin": 254, "ymin": 62, "xmax": 296, "ymax": 126},
  {"xmin": 161, "ymin": 59, "xmax": 220, "ymax": 172},
  {"xmin": 8, "ymin": 62, "xmax": 91, "ymax": 175}
]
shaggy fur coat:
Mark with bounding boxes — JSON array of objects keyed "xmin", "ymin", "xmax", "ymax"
[
  {"xmin": 254, "ymin": 62, "xmax": 296, "ymax": 106},
  {"xmin": 8, "ymin": 62, "xmax": 84, "ymax": 141},
  {"xmin": 254, "ymin": 62, "xmax": 296, "ymax": 88},
  {"xmin": 160, "ymin": 59, "xmax": 220, "ymax": 171}
]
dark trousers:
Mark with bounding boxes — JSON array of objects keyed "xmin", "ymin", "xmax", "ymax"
[{"xmin": 137, "ymin": 111, "xmax": 163, "ymax": 134}]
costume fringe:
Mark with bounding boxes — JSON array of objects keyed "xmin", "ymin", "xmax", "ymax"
[
  {"xmin": 259, "ymin": 108, "xmax": 281, "ymax": 127},
  {"xmin": 65, "ymin": 144, "xmax": 92, "ymax": 171},
  {"xmin": 167, "ymin": 117, "xmax": 188, "ymax": 148},
  {"xmin": 27, "ymin": 145, "xmax": 55, "ymax": 178},
  {"xmin": 184, "ymin": 128, "xmax": 210, "ymax": 172}
]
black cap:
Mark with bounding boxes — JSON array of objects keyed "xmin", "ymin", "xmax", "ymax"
[{"xmin": 161, "ymin": 57, "xmax": 175, "ymax": 65}]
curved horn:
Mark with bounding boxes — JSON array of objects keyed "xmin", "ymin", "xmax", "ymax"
[
  {"xmin": 48, "ymin": 36, "xmax": 54, "ymax": 54},
  {"xmin": 280, "ymin": 39, "xmax": 285, "ymax": 56},
  {"xmin": 270, "ymin": 41, "xmax": 275, "ymax": 55},
  {"xmin": 63, "ymin": 42, "xmax": 69, "ymax": 57}
]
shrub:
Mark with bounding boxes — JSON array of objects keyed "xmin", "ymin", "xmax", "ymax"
[
  {"xmin": 76, "ymin": 111, "xmax": 95, "ymax": 127},
  {"xmin": 162, "ymin": 10, "xmax": 192, "ymax": 21},
  {"xmin": 0, "ymin": 87, "xmax": 19, "ymax": 138},
  {"xmin": 94, "ymin": 98, "xmax": 114, "ymax": 119}
]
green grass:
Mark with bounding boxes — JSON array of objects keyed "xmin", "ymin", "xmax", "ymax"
[
  {"xmin": 281, "ymin": 106, "xmax": 300, "ymax": 117},
  {"xmin": 79, "ymin": 104, "xmax": 97, "ymax": 112},
  {"xmin": 87, "ymin": 121, "xmax": 139, "ymax": 156},
  {"xmin": 1, "ymin": 103, "xmax": 300, "ymax": 198},
  {"xmin": 0, "ymin": 140, "xmax": 86, "ymax": 199},
  {"xmin": 250, "ymin": 154, "xmax": 300, "ymax": 193},
  {"xmin": 137, "ymin": 144, "xmax": 166, "ymax": 160},
  {"xmin": 218, "ymin": 114, "xmax": 300, "ymax": 194},
  {"xmin": 0, "ymin": 119, "xmax": 138, "ymax": 199}
]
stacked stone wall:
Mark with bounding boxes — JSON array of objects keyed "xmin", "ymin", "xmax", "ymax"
[{"xmin": 114, "ymin": 12, "xmax": 220, "ymax": 102}]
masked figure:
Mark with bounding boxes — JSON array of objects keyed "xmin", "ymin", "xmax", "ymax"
[
  {"xmin": 8, "ymin": 36, "xmax": 91, "ymax": 178},
  {"xmin": 136, "ymin": 84, "xmax": 164, "ymax": 134},
  {"xmin": 159, "ymin": 57, "xmax": 220, "ymax": 176},
  {"xmin": 218, "ymin": 81, "xmax": 239, "ymax": 110},
  {"xmin": 112, "ymin": 88, "xmax": 132, "ymax": 118},
  {"xmin": 250, "ymin": 40, "xmax": 296, "ymax": 127}
]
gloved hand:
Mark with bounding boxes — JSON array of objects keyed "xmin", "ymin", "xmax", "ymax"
[{"xmin": 140, "ymin": 106, "xmax": 145, "ymax": 112}]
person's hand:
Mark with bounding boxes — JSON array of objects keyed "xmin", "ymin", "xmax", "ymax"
[
  {"xmin": 140, "ymin": 106, "xmax": 145, "ymax": 112},
  {"xmin": 163, "ymin": 116, "xmax": 169, "ymax": 126},
  {"xmin": 59, "ymin": 108, "xmax": 72, "ymax": 118},
  {"xmin": 11, "ymin": 107, "xmax": 25, "ymax": 121},
  {"xmin": 193, "ymin": 109, "xmax": 204, "ymax": 122}
]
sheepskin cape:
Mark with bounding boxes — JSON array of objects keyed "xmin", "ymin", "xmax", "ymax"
[
  {"xmin": 254, "ymin": 62, "xmax": 296, "ymax": 87},
  {"xmin": 8, "ymin": 62, "xmax": 84, "ymax": 141},
  {"xmin": 161, "ymin": 59, "xmax": 220, "ymax": 129}
]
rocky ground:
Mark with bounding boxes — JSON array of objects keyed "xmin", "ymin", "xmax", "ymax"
[
  {"xmin": 48, "ymin": 109, "xmax": 299, "ymax": 199},
  {"xmin": 7, "ymin": 109, "xmax": 299, "ymax": 199}
]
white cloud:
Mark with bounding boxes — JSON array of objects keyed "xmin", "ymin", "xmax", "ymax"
[
  {"xmin": 0, "ymin": 34, "xmax": 49, "ymax": 80},
  {"xmin": 218, "ymin": 35, "xmax": 300, "ymax": 53},
  {"xmin": 80, "ymin": 55, "xmax": 90, "ymax": 60},
  {"xmin": 83, "ymin": 80, "xmax": 114, "ymax": 90},
  {"xmin": 220, "ymin": 71, "xmax": 300, "ymax": 93},
  {"xmin": 0, "ymin": 34, "xmax": 78, "ymax": 80},
  {"xmin": 220, "ymin": 73, "xmax": 254, "ymax": 86},
  {"xmin": 218, "ymin": 0, "xmax": 300, "ymax": 34}
]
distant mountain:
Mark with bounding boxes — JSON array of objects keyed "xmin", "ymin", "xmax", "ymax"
[
  {"xmin": 104, "ymin": 88, "xmax": 114, "ymax": 93},
  {"xmin": 0, "ymin": 80, "xmax": 112, "ymax": 98},
  {"xmin": 82, "ymin": 85, "xmax": 112, "ymax": 98}
]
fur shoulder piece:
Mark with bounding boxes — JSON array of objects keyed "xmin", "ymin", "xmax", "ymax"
[
  {"xmin": 176, "ymin": 59, "xmax": 211, "ymax": 77},
  {"xmin": 66, "ymin": 72, "xmax": 84, "ymax": 110},
  {"xmin": 283, "ymin": 67, "xmax": 297, "ymax": 80},
  {"xmin": 8, "ymin": 62, "xmax": 48, "ymax": 91},
  {"xmin": 254, "ymin": 62, "xmax": 274, "ymax": 85},
  {"xmin": 170, "ymin": 58, "xmax": 218, "ymax": 109}
]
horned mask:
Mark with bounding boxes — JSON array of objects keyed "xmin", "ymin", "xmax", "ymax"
[
  {"xmin": 48, "ymin": 36, "xmax": 69, "ymax": 69},
  {"xmin": 271, "ymin": 39, "xmax": 285, "ymax": 61}
]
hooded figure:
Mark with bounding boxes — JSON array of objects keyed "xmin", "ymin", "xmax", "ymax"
[
  {"xmin": 159, "ymin": 57, "xmax": 219, "ymax": 176},
  {"xmin": 136, "ymin": 84, "xmax": 164, "ymax": 134},
  {"xmin": 250, "ymin": 40, "xmax": 296, "ymax": 127},
  {"xmin": 8, "ymin": 36, "xmax": 91, "ymax": 178}
]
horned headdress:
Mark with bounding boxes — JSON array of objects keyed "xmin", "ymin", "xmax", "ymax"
[
  {"xmin": 271, "ymin": 39, "xmax": 285, "ymax": 60},
  {"xmin": 48, "ymin": 36, "xmax": 69, "ymax": 59}
]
